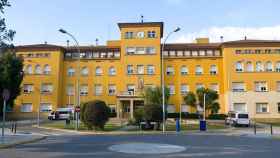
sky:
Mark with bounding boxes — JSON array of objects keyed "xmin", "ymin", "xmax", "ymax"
[{"xmin": 3, "ymin": 0, "xmax": 280, "ymax": 46}]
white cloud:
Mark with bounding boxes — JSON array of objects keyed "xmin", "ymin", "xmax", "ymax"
[{"xmin": 173, "ymin": 25, "xmax": 280, "ymax": 43}]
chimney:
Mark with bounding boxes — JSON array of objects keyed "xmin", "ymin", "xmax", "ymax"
[
  {"xmin": 95, "ymin": 38, "xmax": 99, "ymax": 46},
  {"xmin": 244, "ymin": 36, "xmax": 247, "ymax": 40},
  {"xmin": 141, "ymin": 15, "xmax": 144, "ymax": 23},
  {"xmin": 66, "ymin": 40, "xmax": 70, "ymax": 47},
  {"xmin": 220, "ymin": 36, "xmax": 224, "ymax": 42}
]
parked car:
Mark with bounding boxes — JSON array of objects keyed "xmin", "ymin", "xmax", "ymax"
[
  {"xmin": 225, "ymin": 111, "xmax": 250, "ymax": 127},
  {"xmin": 48, "ymin": 108, "xmax": 74, "ymax": 120}
]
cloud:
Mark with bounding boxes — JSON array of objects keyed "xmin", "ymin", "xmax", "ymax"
[{"xmin": 173, "ymin": 25, "xmax": 280, "ymax": 43}]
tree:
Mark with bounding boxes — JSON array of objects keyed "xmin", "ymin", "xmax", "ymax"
[
  {"xmin": 183, "ymin": 88, "xmax": 220, "ymax": 114},
  {"xmin": 143, "ymin": 86, "xmax": 170, "ymax": 106},
  {"xmin": 0, "ymin": 0, "xmax": 16, "ymax": 52},
  {"xmin": 0, "ymin": 52, "xmax": 23, "ymax": 115},
  {"xmin": 80, "ymin": 100, "xmax": 110, "ymax": 130}
]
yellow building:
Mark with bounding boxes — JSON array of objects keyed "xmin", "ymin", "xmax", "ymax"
[{"xmin": 12, "ymin": 21, "xmax": 280, "ymax": 120}]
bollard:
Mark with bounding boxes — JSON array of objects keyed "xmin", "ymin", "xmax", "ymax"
[
  {"xmin": 11, "ymin": 122, "xmax": 14, "ymax": 133},
  {"xmin": 14, "ymin": 122, "xmax": 17, "ymax": 134},
  {"xmin": 271, "ymin": 124, "xmax": 273, "ymax": 135},
  {"xmin": 254, "ymin": 123, "xmax": 256, "ymax": 135},
  {"xmin": 176, "ymin": 119, "xmax": 180, "ymax": 132}
]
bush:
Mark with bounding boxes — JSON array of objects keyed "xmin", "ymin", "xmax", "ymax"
[
  {"xmin": 207, "ymin": 114, "xmax": 228, "ymax": 120},
  {"xmin": 109, "ymin": 112, "xmax": 117, "ymax": 118},
  {"xmin": 144, "ymin": 104, "xmax": 162, "ymax": 122},
  {"xmin": 80, "ymin": 100, "xmax": 110, "ymax": 130},
  {"xmin": 167, "ymin": 113, "xmax": 180, "ymax": 118},
  {"xmin": 134, "ymin": 108, "xmax": 144, "ymax": 124}
]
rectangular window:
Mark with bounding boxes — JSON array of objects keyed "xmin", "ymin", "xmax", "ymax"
[
  {"xmin": 108, "ymin": 84, "xmax": 116, "ymax": 96},
  {"xmin": 277, "ymin": 81, "xmax": 280, "ymax": 91},
  {"xmin": 181, "ymin": 104, "xmax": 189, "ymax": 112},
  {"xmin": 41, "ymin": 83, "xmax": 53, "ymax": 94},
  {"xmin": 256, "ymin": 103, "xmax": 269, "ymax": 113},
  {"xmin": 126, "ymin": 47, "xmax": 136, "ymax": 55},
  {"xmin": 127, "ymin": 84, "xmax": 135, "ymax": 95},
  {"xmin": 167, "ymin": 104, "xmax": 175, "ymax": 113},
  {"xmin": 177, "ymin": 51, "xmax": 183, "ymax": 56},
  {"xmin": 233, "ymin": 103, "xmax": 246, "ymax": 112},
  {"xmin": 147, "ymin": 31, "xmax": 156, "ymax": 38},
  {"xmin": 146, "ymin": 47, "xmax": 156, "ymax": 54},
  {"xmin": 67, "ymin": 84, "xmax": 74, "ymax": 96},
  {"xmin": 136, "ymin": 47, "xmax": 145, "ymax": 54},
  {"xmin": 196, "ymin": 83, "xmax": 204, "ymax": 90},
  {"xmin": 40, "ymin": 103, "xmax": 52, "ymax": 112},
  {"xmin": 127, "ymin": 65, "xmax": 133, "ymax": 75},
  {"xmin": 192, "ymin": 51, "xmax": 198, "ymax": 56},
  {"xmin": 278, "ymin": 103, "xmax": 280, "ymax": 113},
  {"xmin": 210, "ymin": 65, "xmax": 217, "ymax": 75},
  {"xmin": 195, "ymin": 65, "xmax": 203, "ymax": 75},
  {"xmin": 21, "ymin": 103, "xmax": 32, "ymax": 112},
  {"xmin": 168, "ymin": 85, "xmax": 175, "ymax": 95},
  {"xmin": 94, "ymin": 84, "xmax": 102, "ymax": 96},
  {"xmin": 80, "ymin": 84, "xmax": 88, "ymax": 96},
  {"xmin": 108, "ymin": 104, "xmax": 116, "ymax": 113},
  {"xmin": 210, "ymin": 83, "xmax": 219, "ymax": 92},
  {"xmin": 232, "ymin": 82, "xmax": 245, "ymax": 92},
  {"xmin": 166, "ymin": 66, "xmax": 174, "ymax": 75},
  {"xmin": 147, "ymin": 65, "xmax": 155, "ymax": 75},
  {"xmin": 23, "ymin": 84, "xmax": 33, "ymax": 93},
  {"xmin": 180, "ymin": 84, "xmax": 189, "ymax": 95},
  {"xmin": 125, "ymin": 32, "xmax": 134, "ymax": 39},
  {"xmin": 255, "ymin": 81, "xmax": 268, "ymax": 92},
  {"xmin": 137, "ymin": 65, "xmax": 144, "ymax": 74}
]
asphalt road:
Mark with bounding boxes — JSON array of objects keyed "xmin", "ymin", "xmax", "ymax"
[{"xmin": 0, "ymin": 133, "xmax": 279, "ymax": 158}]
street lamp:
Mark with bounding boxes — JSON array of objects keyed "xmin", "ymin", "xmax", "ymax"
[
  {"xmin": 161, "ymin": 27, "xmax": 181, "ymax": 133},
  {"xmin": 59, "ymin": 28, "xmax": 81, "ymax": 130}
]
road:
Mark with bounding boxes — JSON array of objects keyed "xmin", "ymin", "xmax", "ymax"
[{"xmin": 0, "ymin": 131, "xmax": 280, "ymax": 158}]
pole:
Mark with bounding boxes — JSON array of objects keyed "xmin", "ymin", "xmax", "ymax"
[
  {"xmin": 37, "ymin": 82, "xmax": 41, "ymax": 127},
  {"xmin": 179, "ymin": 104, "xmax": 182, "ymax": 124},
  {"xmin": 203, "ymin": 93, "xmax": 206, "ymax": 121},
  {"xmin": 2, "ymin": 100, "xmax": 6, "ymax": 137}
]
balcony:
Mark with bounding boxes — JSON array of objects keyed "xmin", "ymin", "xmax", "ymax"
[{"xmin": 117, "ymin": 90, "xmax": 143, "ymax": 99}]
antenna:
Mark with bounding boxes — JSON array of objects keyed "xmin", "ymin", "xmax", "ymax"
[{"xmin": 141, "ymin": 15, "xmax": 144, "ymax": 23}]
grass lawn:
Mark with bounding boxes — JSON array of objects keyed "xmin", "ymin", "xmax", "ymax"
[
  {"xmin": 42, "ymin": 121, "xmax": 123, "ymax": 132},
  {"xmin": 166, "ymin": 122, "xmax": 227, "ymax": 131}
]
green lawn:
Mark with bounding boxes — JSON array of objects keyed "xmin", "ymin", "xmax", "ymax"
[
  {"xmin": 166, "ymin": 123, "xmax": 227, "ymax": 131},
  {"xmin": 42, "ymin": 121, "xmax": 123, "ymax": 132}
]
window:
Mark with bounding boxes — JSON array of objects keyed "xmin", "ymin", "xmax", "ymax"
[
  {"xmin": 167, "ymin": 104, "xmax": 175, "ymax": 113},
  {"xmin": 232, "ymin": 82, "xmax": 245, "ymax": 92},
  {"xmin": 94, "ymin": 84, "xmax": 102, "ymax": 96},
  {"xmin": 192, "ymin": 51, "xmax": 198, "ymax": 56},
  {"xmin": 40, "ymin": 103, "xmax": 52, "ymax": 112},
  {"xmin": 278, "ymin": 103, "xmax": 280, "ymax": 113},
  {"xmin": 276, "ymin": 62, "xmax": 280, "ymax": 72},
  {"xmin": 127, "ymin": 65, "xmax": 133, "ymax": 75},
  {"xmin": 41, "ymin": 83, "xmax": 53, "ymax": 94},
  {"xmin": 166, "ymin": 66, "xmax": 174, "ymax": 75},
  {"xmin": 177, "ymin": 51, "xmax": 183, "ymax": 56},
  {"xmin": 67, "ymin": 84, "xmax": 74, "ymax": 96},
  {"xmin": 127, "ymin": 84, "xmax": 135, "ymax": 95},
  {"xmin": 233, "ymin": 103, "xmax": 246, "ymax": 112},
  {"xmin": 210, "ymin": 83, "xmax": 219, "ymax": 92},
  {"xmin": 23, "ymin": 84, "xmax": 33, "ymax": 93},
  {"xmin": 146, "ymin": 47, "xmax": 156, "ymax": 54},
  {"xmin": 184, "ymin": 51, "xmax": 191, "ymax": 56},
  {"xmin": 125, "ymin": 32, "xmax": 133, "ymax": 39},
  {"xmin": 147, "ymin": 65, "xmax": 155, "ymax": 75},
  {"xmin": 255, "ymin": 81, "xmax": 268, "ymax": 92},
  {"xmin": 199, "ymin": 50, "xmax": 205, "ymax": 56},
  {"xmin": 137, "ymin": 65, "xmax": 144, "ymax": 74},
  {"xmin": 256, "ymin": 61, "xmax": 264, "ymax": 72},
  {"xmin": 95, "ymin": 67, "xmax": 102, "ymax": 76},
  {"xmin": 180, "ymin": 84, "xmax": 189, "ymax": 95},
  {"xmin": 147, "ymin": 31, "xmax": 156, "ymax": 38},
  {"xmin": 169, "ymin": 51, "xmax": 175, "ymax": 56},
  {"xmin": 26, "ymin": 65, "xmax": 32, "ymax": 74},
  {"xmin": 256, "ymin": 103, "xmax": 269, "ymax": 113},
  {"xmin": 235, "ymin": 61, "xmax": 244, "ymax": 72},
  {"xmin": 81, "ymin": 67, "xmax": 88, "ymax": 76},
  {"xmin": 126, "ymin": 47, "xmax": 136, "ymax": 54},
  {"xmin": 136, "ymin": 47, "xmax": 145, "ymax": 54},
  {"xmin": 196, "ymin": 83, "xmax": 204, "ymax": 90},
  {"xmin": 67, "ymin": 67, "xmax": 75, "ymax": 76},
  {"xmin": 195, "ymin": 65, "xmax": 203, "ymax": 75},
  {"xmin": 21, "ymin": 103, "xmax": 32, "ymax": 112},
  {"xmin": 206, "ymin": 50, "xmax": 213, "ymax": 56},
  {"xmin": 43, "ymin": 64, "xmax": 51, "ymax": 75},
  {"xmin": 181, "ymin": 66, "xmax": 188, "ymax": 75},
  {"xmin": 246, "ymin": 61, "xmax": 253, "ymax": 72},
  {"xmin": 168, "ymin": 85, "xmax": 175, "ymax": 95},
  {"xmin": 181, "ymin": 105, "xmax": 189, "ymax": 112},
  {"xmin": 210, "ymin": 65, "xmax": 217, "ymax": 75},
  {"xmin": 108, "ymin": 104, "xmax": 116, "ymax": 113},
  {"xmin": 265, "ymin": 61, "xmax": 273, "ymax": 72},
  {"xmin": 108, "ymin": 84, "xmax": 116, "ymax": 96},
  {"xmin": 80, "ymin": 85, "xmax": 88, "ymax": 96},
  {"xmin": 136, "ymin": 31, "xmax": 145, "ymax": 38},
  {"xmin": 277, "ymin": 81, "xmax": 280, "ymax": 91},
  {"xmin": 109, "ymin": 66, "xmax": 116, "ymax": 76},
  {"xmin": 34, "ymin": 65, "xmax": 42, "ymax": 74}
]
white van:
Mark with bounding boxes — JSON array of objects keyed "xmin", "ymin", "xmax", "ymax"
[
  {"xmin": 48, "ymin": 108, "xmax": 73, "ymax": 120},
  {"xmin": 225, "ymin": 111, "xmax": 250, "ymax": 127}
]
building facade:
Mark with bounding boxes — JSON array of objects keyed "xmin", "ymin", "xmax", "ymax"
[{"xmin": 12, "ymin": 22, "xmax": 280, "ymax": 120}]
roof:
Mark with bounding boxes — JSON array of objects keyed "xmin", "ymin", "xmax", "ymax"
[
  {"xmin": 16, "ymin": 44, "xmax": 64, "ymax": 51},
  {"xmin": 163, "ymin": 43, "xmax": 221, "ymax": 50},
  {"xmin": 118, "ymin": 22, "xmax": 164, "ymax": 37},
  {"xmin": 222, "ymin": 39, "xmax": 280, "ymax": 47}
]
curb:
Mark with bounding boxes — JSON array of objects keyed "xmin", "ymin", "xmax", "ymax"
[{"xmin": 0, "ymin": 136, "xmax": 47, "ymax": 149}]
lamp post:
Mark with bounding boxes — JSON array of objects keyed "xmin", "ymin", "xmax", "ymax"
[
  {"xmin": 161, "ymin": 27, "xmax": 181, "ymax": 133},
  {"xmin": 59, "ymin": 28, "xmax": 81, "ymax": 131}
]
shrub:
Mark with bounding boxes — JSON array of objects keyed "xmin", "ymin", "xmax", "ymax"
[
  {"xmin": 134, "ymin": 108, "xmax": 144, "ymax": 124},
  {"xmin": 207, "ymin": 114, "xmax": 228, "ymax": 120},
  {"xmin": 144, "ymin": 104, "xmax": 162, "ymax": 122},
  {"xmin": 80, "ymin": 100, "xmax": 110, "ymax": 130},
  {"xmin": 167, "ymin": 113, "xmax": 180, "ymax": 118}
]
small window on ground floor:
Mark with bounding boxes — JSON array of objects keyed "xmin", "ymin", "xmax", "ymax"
[
  {"xmin": 233, "ymin": 103, "xmax": 246, "ymax": 112},
  {"xmin": 21, "ymin": 103, "xmax": 32, "ymax": 112},
  {"xmin": 256, "ymin": 103, "xmax": 269, "ymax": 113},
  {"xmin": 181, "ymin": 104, "xmax": 189, "ymax": 112},
  {"xmin": 108, "ymin": 104, "xmax": 116, "ymax": 113},
  {"xmin": 167, "ymin": 104, "xmax": 175, "ymax": 113},
  {"xmin": 40, "ymin": 103, "xmax": 52, "ymax": 112}
]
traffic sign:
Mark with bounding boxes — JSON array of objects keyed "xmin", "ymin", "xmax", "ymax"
[{"xmin": 2, "ymin": 89, "xmax": 10, "ymax": 101}]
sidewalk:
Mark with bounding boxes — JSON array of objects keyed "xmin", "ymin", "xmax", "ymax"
[{"xmin": 0, "ymin": 128, "xmax": 46, "ymax": 149}]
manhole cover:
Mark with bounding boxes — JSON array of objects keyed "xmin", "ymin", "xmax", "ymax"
[{"xmin": 108, "ymin": 143, "xmax": 186, "ymax": 154}]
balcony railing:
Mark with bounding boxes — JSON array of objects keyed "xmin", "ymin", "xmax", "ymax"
[{"xmin": 117, "ymin": 91, "xmax": 143, "ymax": 97}]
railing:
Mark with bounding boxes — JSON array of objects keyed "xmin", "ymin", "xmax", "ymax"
[{"xmin": 117, "ymin": 91, "xmax": 143, "ymax": 97}]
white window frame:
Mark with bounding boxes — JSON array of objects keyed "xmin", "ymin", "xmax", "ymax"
[
  {"xmin": 256, "ymin": 103, "xmax": 269, "ymax": 113},
  {"xmin": 21, "ymin": 103, "xmax": 32, "ymax": 112},
  {"xmin": 181, "ymin": 66, "xmax": 188, "ymax": 75},
  {"xmin": 108, "ymin": 84, "xmax": 116, "ymax": 96}
]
